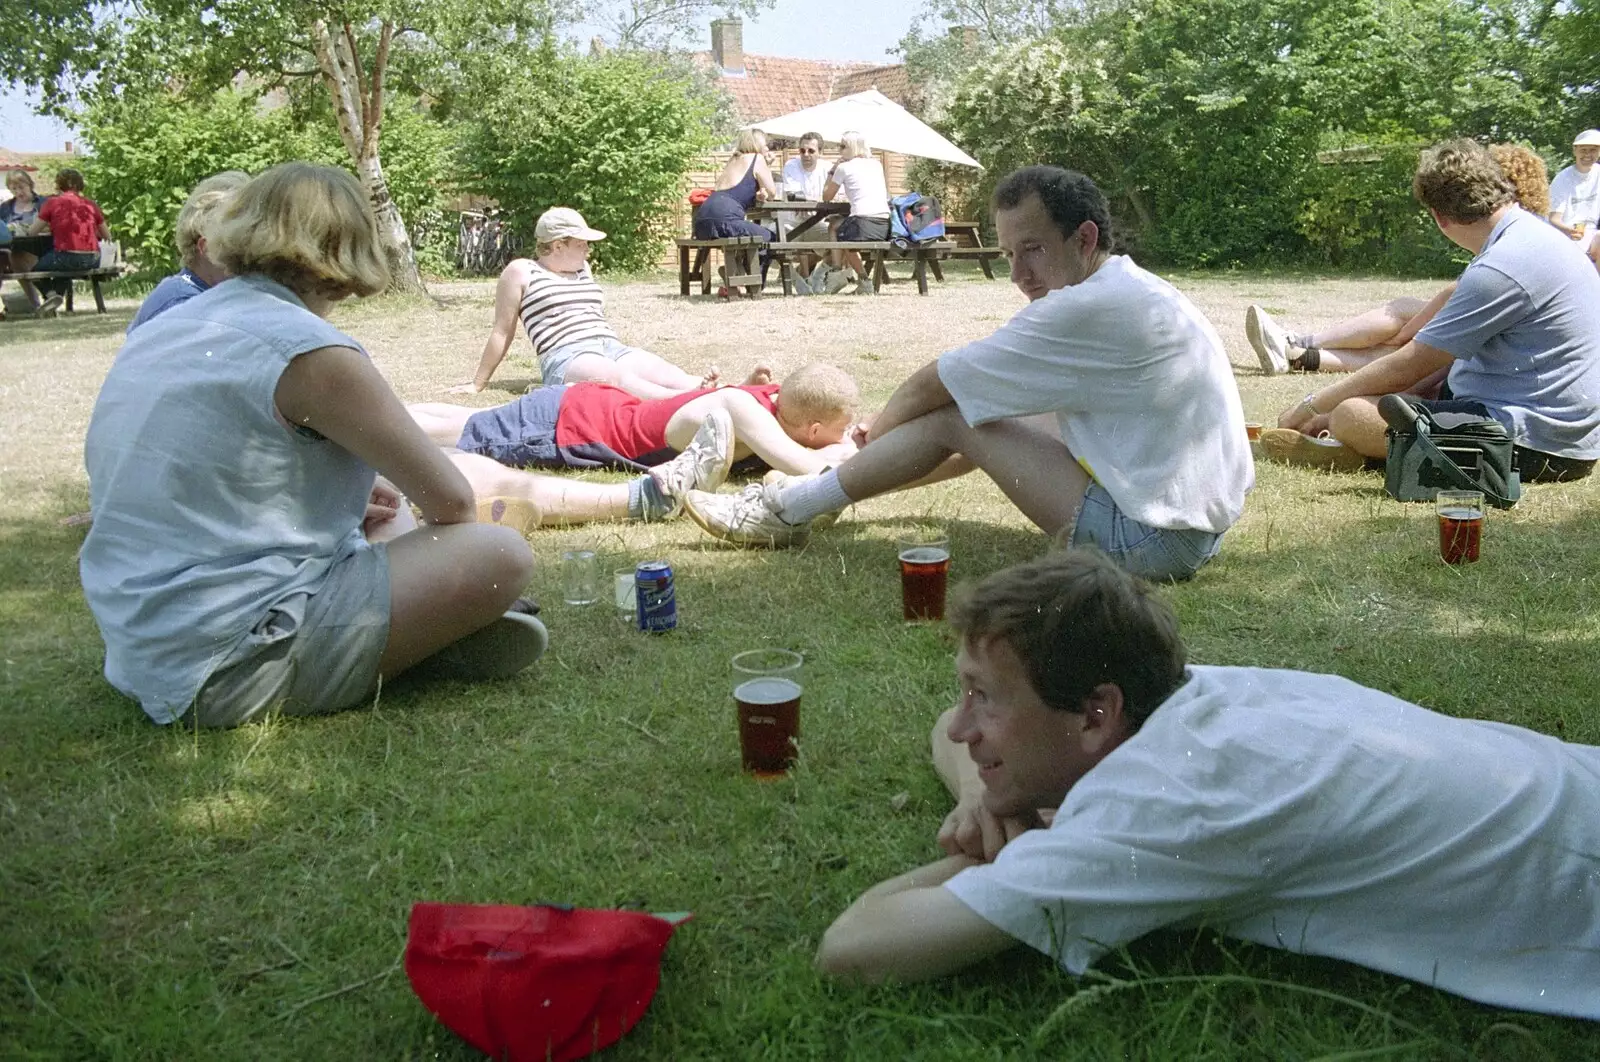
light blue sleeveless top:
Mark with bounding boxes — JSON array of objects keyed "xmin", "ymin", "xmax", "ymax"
[{"xmin": 81, "ymin": 275, "xmax": 377, "ymax": 723}]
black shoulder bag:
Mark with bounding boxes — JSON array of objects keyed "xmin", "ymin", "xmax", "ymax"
[{"xmin": 1379, "ymin": 394, "xmax": 1521, "ymax": 509}]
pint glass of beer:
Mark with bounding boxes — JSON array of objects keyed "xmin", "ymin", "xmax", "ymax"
[
  {"xmin": 732, "ymin": 649, "xmax": 803, "ymax": 777},
  {"xmin": 1436, "ymin": 490, "xmax": 1484, "ymax": 565},
  {"xmin": 897, "ymin": 532, "xmax": 951, "ymax": 621}
]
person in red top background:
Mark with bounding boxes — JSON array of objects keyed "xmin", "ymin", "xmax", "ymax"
[{"xmin": 28, "ymin": 168, "xmax": 110, "ymax": 316}]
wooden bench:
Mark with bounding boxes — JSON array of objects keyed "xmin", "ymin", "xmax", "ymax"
[
  {"xmin": 675, "ymin": 236, "xmax": 764, "ymax": 297},
  {"xmin": 2, "ymin": 265, "xmax": 125, "ymax": 314},
  {"xmin": 936, "ymin": 220, "xmax": 1003, "ymax": 279},
  {"xmin": 768, "ymin": 240, "xmax": 959, "ymax": 296}
]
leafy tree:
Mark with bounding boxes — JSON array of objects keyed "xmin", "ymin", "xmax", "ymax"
[
  {"xmin": 593, "ymin": 0, "xmax": 778, "ymax": 50},
  {"xmin": 76, "ymin": 85, "xmax": 463, "ymax": 281},
  {"xmin": 935, "ymin": 0, "xmax": 1557, "ymax": 270},
  {"xmin": 78, "ymin": 89, "xmax": 331, "ymax": 280},
  {"xmin": 2, "ymin": 0, "xmax": 580, "ymax": 293},
  {"xmin": 457, "ymin": 46, "xmax": 721, "ymax": 272}
]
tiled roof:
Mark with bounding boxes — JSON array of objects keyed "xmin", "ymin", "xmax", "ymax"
[
  {"xmin": 691, "ymin": 52, "xmax": 915, "ymax": 124},
  {"xmin": 834, "ymin": 64, "xmax": 919, "ymax": 110}
]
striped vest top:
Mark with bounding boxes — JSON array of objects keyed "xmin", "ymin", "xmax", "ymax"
[{"xmin": 518, "ymin": 262, "xmax": 617, "ymax": 358}]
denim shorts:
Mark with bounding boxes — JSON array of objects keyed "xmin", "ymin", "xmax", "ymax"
[
  {"xmin": 1068, "ymin": 483, "xmax": 1223, "ymax": 582},
  {"xmin": 188, "ymin": 542, "xmax": 391, "ymax": 727},
  {"xmin": 539, "ymin": 336, "xmax": 650, "ymax": 386}
]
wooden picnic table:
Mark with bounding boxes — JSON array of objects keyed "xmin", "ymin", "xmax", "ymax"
[{"xmin": 745, "ymin": 199, "xmax": 849, "ymax": 240}]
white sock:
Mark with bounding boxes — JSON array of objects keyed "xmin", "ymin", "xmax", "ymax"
[{"xmin": 777, "ymin": 469, "xmax": 852, "ymax": 524}]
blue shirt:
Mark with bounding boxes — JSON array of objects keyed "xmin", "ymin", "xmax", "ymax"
[
  {"xmin": 1417, "ymin": 207, "xmax": 1600, "ymax": 459},
  {"xmin": 126, "ymin": 268, "xmax": 209, "ymax": 333},
  {"xmin": 81, "ymin": 275, "xmax": 376, "ymax": 723}
]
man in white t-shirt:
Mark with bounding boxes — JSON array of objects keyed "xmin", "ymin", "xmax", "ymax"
[
  {"xmin": 815, "ymin": 550, "xmax": 1600, "ymax": 1020},
  {"xmin": 778, "ymin": 132, "xmax": 834, "ymax": 291},
  {"xmin": 1548, "ymin": 128, "xmax": 1600, "ymax": 253},
  {"xmin": 780, "ymin": 132, "xmax": 832, "ymax": 202},
  {"xmin": 683, "ymin": 165, "xmax": 1253, "ymax": 581}
]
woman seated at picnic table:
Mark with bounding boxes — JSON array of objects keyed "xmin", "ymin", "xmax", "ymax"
[
  {"xmin": 0, "ymin": 168, "xmax": 49, "ymax": 318},
  {"xmin": 457, "ymin": 206, "xmax": 724, "ymax": 400},
  {"xmin": 691, "ymin": 128, "xmax": 779, "ymax": 297},
  {"xmin": 815, "ymin": 130, "xmax": 891, "ymax": 296},
  {"xmin": 80, "ymin": 161, "xmax": 547, "ymax": 729},
  {"xmin": 22, "ymin": 168, "xmax": 110, "ymax": 318}
]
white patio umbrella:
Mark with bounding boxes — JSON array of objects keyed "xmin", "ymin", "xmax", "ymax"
[{"xmin": 745, "ymin": 90, "xmax": 981, "ymax": 169}]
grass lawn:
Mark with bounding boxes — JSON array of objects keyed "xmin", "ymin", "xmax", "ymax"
[{"xmin": 2, "ymin": 265, "xmax": 1596, "ymax": 1060}]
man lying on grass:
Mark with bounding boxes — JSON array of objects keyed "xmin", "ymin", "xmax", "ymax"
[
  {"xmin": 816, "ymin": 550, "xmax": 1600, "ymax": 1021},
  {"xmin": 683, "ymin": 165, "xmax": 1252, "ymax": 582},
  {"xmin": 407, "ymin": 363, "xmax": 860, "ymax": 530}
]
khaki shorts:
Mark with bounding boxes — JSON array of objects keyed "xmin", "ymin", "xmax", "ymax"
[
  {"xmin": 789, "ymin": 222, "xmax": 835, "ymax": 244},
  {"xmin": 189, "ymin": 543, "xmax": 392, "ymax": 727}
]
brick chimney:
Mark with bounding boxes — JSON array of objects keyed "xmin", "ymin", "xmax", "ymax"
[
  {"xmin": 949, "ymin": 25, "xmax": 980, "ymax": 50},
  {"xmin": 711, "ymin": 17, "xmax": 745, "ymax": 75}
]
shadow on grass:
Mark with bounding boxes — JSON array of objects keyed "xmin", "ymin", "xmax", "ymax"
[{"xmin": 0, "ymin": 304, "xmax": 134, "ymax": 344}]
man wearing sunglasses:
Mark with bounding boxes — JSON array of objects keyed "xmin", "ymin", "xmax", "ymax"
[{"xmin": 780, "ymin": 132, "xmax": 837, "ymax": 293}]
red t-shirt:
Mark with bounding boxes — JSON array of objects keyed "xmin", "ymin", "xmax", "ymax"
[
  {"xmin": 556, "ymin": 383, "xmax": 781, "ymax": 459},
  {"xmin": 38, "ymin": 192, "xmax": 105, "ymax": 253}
]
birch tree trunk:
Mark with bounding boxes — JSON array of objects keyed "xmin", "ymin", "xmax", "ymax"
[{"xmin": 311, "ymin": 18, "xmax": 427, "ymax": 295}]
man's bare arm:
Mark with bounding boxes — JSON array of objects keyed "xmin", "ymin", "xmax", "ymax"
[
  {"xmin": 867, "ymin": 360, "xmax": 956, "ymax": 443},
  {"xmin": 1279, "ymin": 339, "xmax": 1455, "ymax": 430},
  {"xmin": 815, "ymin": 856, "xmax": 1015, "ymax": 983}
]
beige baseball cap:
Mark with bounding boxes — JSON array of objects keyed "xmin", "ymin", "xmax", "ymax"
[
  {"xmin": 536, "ymin": 207, "xmax": 606, "ymax": 242},
  {"xmin": 1574, "ymin": 129, "xmax": 1600, "ymax": 147}
]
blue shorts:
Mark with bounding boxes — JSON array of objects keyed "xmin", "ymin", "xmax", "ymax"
[
  {"xmin": 1069, "ymin": 483, "xmax": 1223, "ymax": 582},
  {"xmin": 455, "ymin": 385, "xmax": 651, "ymax": 472},
  {"xmin": 539, "ymin": 336, "xmax": 651, "ymax": 387}
]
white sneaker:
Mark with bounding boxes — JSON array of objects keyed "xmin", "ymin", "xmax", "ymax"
[
  {"xmin": 684, "ymin": 482, "xmax": 810, "ymax": 548},
  {"xmin": 650, "ymin": 408, "xmax": 735, "ymax": 517},
  {"xmin": 1244, "ymin": 304, "xmax": 1291, "ymax": 375},
  {"xmin": 793, "ymin": 270, "xmax": 816, "ymax": 295},
  {"xmin": 36, "ymin": 294, "xmax": 64, "ymax": 318},
  {"xmin": 822, "ymin": 267, "xmax": 853, "ymax": 295}
]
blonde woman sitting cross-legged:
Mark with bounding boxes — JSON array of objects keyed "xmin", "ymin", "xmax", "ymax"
[{"xmin": 80, "ymin": 163, "xmax": 550, "ymax": 729}]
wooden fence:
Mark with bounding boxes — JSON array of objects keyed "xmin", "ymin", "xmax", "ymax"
[
  {"xmin": 447, "ymin": 150, "xmax": 916, "ymax": 274},
  {"xmin": 658, "ymin": 149, "xmax": 914, "ymax": 267}
]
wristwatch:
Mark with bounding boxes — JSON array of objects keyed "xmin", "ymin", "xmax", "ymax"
[{"xmin": 1300, "ymin": 393, "xmax": 1324, "ymax": 416}]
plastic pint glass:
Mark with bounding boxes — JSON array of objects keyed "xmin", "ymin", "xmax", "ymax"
[{"xmin": 732, "ymin": 649, "xmax": 803, "ymax": 777}]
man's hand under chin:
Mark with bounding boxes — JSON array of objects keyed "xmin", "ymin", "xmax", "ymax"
[{"xmin": 938, "ymin": 798, "xmax": 1046, "ymax": 862}]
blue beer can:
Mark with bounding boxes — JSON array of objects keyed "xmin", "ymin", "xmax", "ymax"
[{"xmin": 635, "ymin": 561, "xmax": 677, "ymax": 633}]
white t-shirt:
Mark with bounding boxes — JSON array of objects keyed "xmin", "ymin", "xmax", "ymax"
[
  {"xmin": 945, "ymin": 665, "xmax": 1600, "ymax": 1021},
  {"xmin": 1548, "ymin": 163, "xmax": 1600, "ymax": 230},
  {"xmin": 937, "ymin": 256, "xmax": 1251, "ymax": 532},
  {"xmin": 781, "ymin": 157, "xmax": 831, "ymax": 201},
  {"xmin": 829, "ymin": 157, "xmax": 890, "ymax": 219}
]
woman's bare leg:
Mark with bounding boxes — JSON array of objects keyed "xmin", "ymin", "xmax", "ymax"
[
  {"xmin": 1311, "ymin": 346, "xmax": 1399, "ymax": 372},
  {"xmin": 562, "ymin": 352, "xmax": 689, "ymax": 401},
  {"xmin": 379, "ymin": 521, "xmax": 533, "ymax": 676},
  {"xmin": 448, "ymin": 452, "xmax": 632, "ymax": 525},
  {"xmin": 1304, "ymin": 296, "xmax": 1430, "ymax": 350},
  {"xmin": 408, "ymin": 403, "xmax": 478, "ymax": 446}
]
